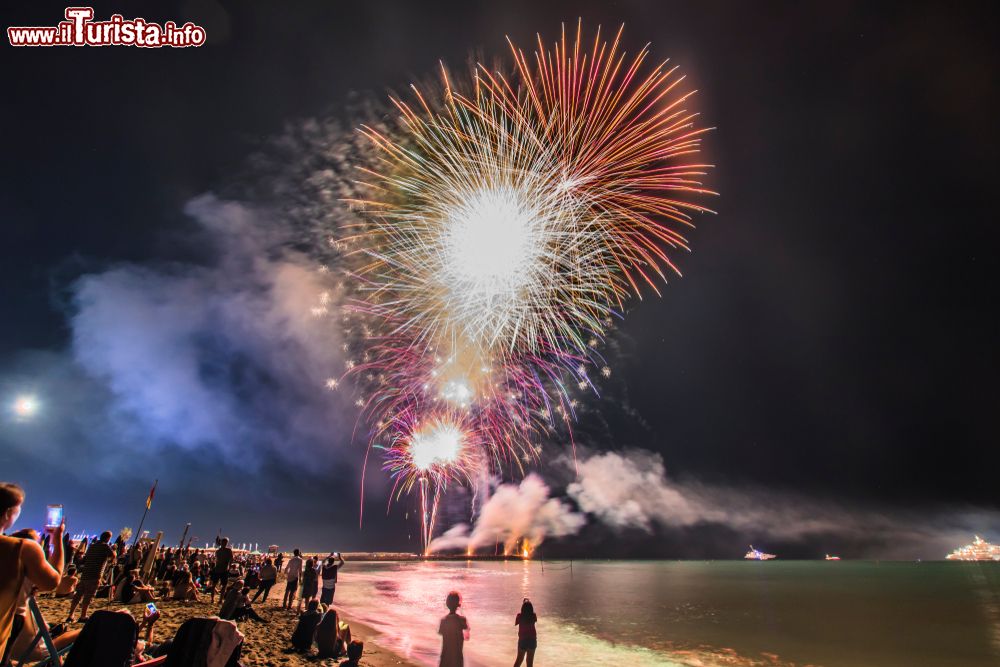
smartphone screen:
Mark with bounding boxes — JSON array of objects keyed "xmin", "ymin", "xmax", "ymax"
[
  {"xmin": 45, "ymin": 505, "xmax": 64, "ymax": 528},
  {"xmin": 145, "ymin": 602, "xmax": 158, "ymax": 617}
]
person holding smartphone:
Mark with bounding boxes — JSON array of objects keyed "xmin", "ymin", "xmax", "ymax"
[
  {"xmin": 0, "ymin": 483, "xmax": 64, "ymax": 662},
  {"xmin": 320, "ymin": 552, "xmax": 344, "ymax": 606}
]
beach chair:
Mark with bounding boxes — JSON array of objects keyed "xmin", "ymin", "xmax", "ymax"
[
  {"xmin": 60, "ymin": 610, "xmax": 136, "ymax": 667},
  {"xmin": 54, "ymin": 610, "xmax": 166, "ymax": 667},
  {"xmin": 162, "ymin": 617, "xmax": 243, "ymax": 667},
  {"xmin": 11, "ymin": 596, "xmax": 72, "ymax": 667}
]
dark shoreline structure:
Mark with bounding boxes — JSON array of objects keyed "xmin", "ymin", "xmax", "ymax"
[{"xmin": 336, "ymin": 552, "xmax": 531, "ymax": 562}]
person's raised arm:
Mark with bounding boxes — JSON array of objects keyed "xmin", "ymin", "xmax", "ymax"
[{"xmin": 21, "ymin": 538, "xmax": 61, "ymax": 591}]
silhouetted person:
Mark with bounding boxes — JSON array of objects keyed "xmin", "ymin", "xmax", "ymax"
[
  {"xmin": 316, "ymin": 607, "xmax": 350, "ymax": 658},
  {"xmin": 283, "ymin": 548, "xmax": 302, "ymax": 610},
  {"xmin": 339, "ymin": 639, "xmax": 364, "ymax": 666},
  {"xmin": 320, "ymin": 552, "xmax": 344, "ymax": 605},
  {"xmin": 233, "ymin": 583, "xmax": 267, "ymax": 623},
  {"xmin": 211, "ymin": 537, "xmax": 234, "ymax": 592},
  {"xmin": 251, "ymin": 557, "xmax": 278, "ymax": 603},
  {"xmin": 289, "ymin": 599, "xmax": 322, "ymax": 653},
  {"xmin": 438, "ymin": 590, "xmax": 469, "ymax": 667},
  {"xmin": 219, "ymin": 578, "xmax": 244, "ymax": 620},
  {"xmin": 298, "ymin": 557, "xmax": 319, "ymax": 612},
  {"xmin": 513, "ymin": 598, "xmax": 537, "ymax": 667},
  {"xmin": 66, "ymin": 530, "xmax": 114, "ymax": 622}
]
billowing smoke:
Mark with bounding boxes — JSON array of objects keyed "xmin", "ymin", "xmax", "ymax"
[
  {"xmin": 6, "ymin": 193, "xmax": 355, "ymax": 477},
  {"xmin": 72, "ymin": 195, "xmax": 353, "ymax": 467},
  {"xmin": 428, "ymin": 450, "xmax": 999, "ymax": 558},
  {"xmin": 566, "ymin": 450, "xmax": 1000, "ymax": 557},
  {"xmin": 428, "ymin": 474, "xmax": 585, "ymax": 554}
]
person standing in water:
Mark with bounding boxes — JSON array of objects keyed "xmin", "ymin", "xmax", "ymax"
[
  {"xmin": 513, "ymin": 598, "xmax": 537, "ymax": 667},
  {"xmin": 438, "ymin": 590, "xmax": 470, "ymax": 667}
]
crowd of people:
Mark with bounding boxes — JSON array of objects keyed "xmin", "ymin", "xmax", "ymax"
[
  {"xmin": 0, "ymin": 483, "xmax": 363, "ymax": 665},
  {"xmin": 1, "ymin": 482, "xmax": 543, "ymax": 667}
]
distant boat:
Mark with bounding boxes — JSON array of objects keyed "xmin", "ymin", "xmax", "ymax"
[
  {"xmin": 745, "ymin": 545, "xmax": 776, "ymax": 560},
  {"xmin": 946, "ymin": 535, "xmax": 1000, "ymax": 561},
  {"xmin": 825, "ymin": 554, "xmax": 841, "ymax": 561}
]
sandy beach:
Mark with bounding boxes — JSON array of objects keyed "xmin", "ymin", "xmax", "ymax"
[{"xmin": 35, "ymin": 585, "xmax": 419, "ymax": 667}]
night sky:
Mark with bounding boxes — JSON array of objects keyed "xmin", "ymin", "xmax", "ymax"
[{"xmin": 2, "ymin": 1, "xmax": 997, "ymax": 558}]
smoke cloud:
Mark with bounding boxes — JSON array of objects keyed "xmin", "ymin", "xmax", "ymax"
[
  {"xmin": 428, "ymin": 474, "xmax": 585, "ymax": 553},
  {"xmin": 566, "ymin": 450, "xmax": 1000, "ymax": 557},
  {"xmin": 429, "ymin": 449, "xmax": 999, "ymax": 558},
  {"xmin": 6, "ymin": 194, "xmax": 355, "ymax": 477}
]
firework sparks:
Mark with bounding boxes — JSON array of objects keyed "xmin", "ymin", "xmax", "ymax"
[
  {"xmin": 334, "ymin": 23, "xmax": 714, "ymax": 546},
  {"xmin": 379, "ymin": 410, "xmax": 485, "ymax": 552},
  {"xmin": 348, "ymin": 22, "xmax": 713, "ymax": 366}
]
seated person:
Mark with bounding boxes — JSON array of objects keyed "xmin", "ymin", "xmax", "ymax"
[
  {"xmin": 171, "ymin": 570, "xmax": 200, "ymax": 601},
  {"xmin": 54, "ymin": 564, "xmax": 79, "ymax": 597},
  {"xmin": 316, "ymin": 608, "xmax": 351, "ymax": 658},
  {"xmin": 118, "ymin": 569, "xmax": 156, "ymax": 604},
  {"xmin": 339, "ymin": 640, "xmax": 364, "ymax": 667},
  {"xmin": 170, "ymin": 564, "xmax": 186, "ymax": 588},
  {"xmin": 7, "ymin": 602, "xmax": 81, "ymax": 663},
  {"xmin": 232, "ymin": 583, "xmax": 267, "ymax": 623},
  {"xmin": 289, "ymin": 599, "xmax": 322, "ymax": 653},
  {"xmin": 4, "ymin": 528, "xmax": 81, "ymax": 663},
  {"xmin": 218, "ymin": 579, "xmax": 244, "ymax": 620}
]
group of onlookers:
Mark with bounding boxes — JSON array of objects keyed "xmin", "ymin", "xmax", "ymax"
[{"xmin": 1, "ymin": 482, "xmax": 366, "ymax": 665}]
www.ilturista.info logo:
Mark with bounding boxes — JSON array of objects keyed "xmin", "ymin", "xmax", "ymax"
[{"xmin": 8, "ymin": 7, "xmax": 206, "ymax": 48}]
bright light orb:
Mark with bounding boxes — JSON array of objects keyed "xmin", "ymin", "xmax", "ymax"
[
  {"xmin": 12, "ymin": 395, "xmax": 38, "ymax": 421},
  {"xmin": 409, "ymin": 420, "xmax": 464, "ymax": 471},
  {"xmin": 443, "ymin": 186, "xmax": 539, "ymax": 298}
]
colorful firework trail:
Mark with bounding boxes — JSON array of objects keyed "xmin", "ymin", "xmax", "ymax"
[
  {"xmin": 378, "ymin": 409, "xmax": 483, "ymax": 549},
  {"xmin": 338, "ymin": 23, "xmax": 715, "ymax": 552}
]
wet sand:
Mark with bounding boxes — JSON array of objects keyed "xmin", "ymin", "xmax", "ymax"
[{"xmin": 36, "ymin": 587, "xmax": 419, "ymax": 667}]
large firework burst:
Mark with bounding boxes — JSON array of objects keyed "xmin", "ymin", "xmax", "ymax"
[
  {"xmin": 348, "ymin": 22, "xmax": 713, "ymax": 364},
  {"xmin": 337, "ymin": 23, "xmax": 714, "ymax": 547}
]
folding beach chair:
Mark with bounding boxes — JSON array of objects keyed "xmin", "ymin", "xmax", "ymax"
[{"xmin": 11, "ymin": 595, "xmax": 72, "ymax": 667}]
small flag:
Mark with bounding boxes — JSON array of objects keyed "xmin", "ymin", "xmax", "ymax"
[{"xmin": 145, "ymin": 480, "xmax": 157, "ymax": 510}]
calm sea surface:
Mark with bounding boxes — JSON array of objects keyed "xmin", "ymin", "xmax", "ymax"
[{"xmin": 334, "ymin": 560, "xmax": 1000, "ymax": 667}]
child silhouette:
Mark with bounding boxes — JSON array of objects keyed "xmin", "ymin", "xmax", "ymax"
[{"xmin": 438, "ymin": 590, "xmax": 470, "ymax": 667}]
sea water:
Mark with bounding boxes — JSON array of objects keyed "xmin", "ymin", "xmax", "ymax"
[{"xmin": 334, "ymin": 560, "xmax": 1000, "ymax": 667}]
